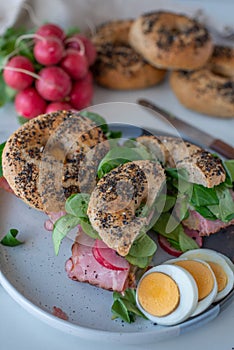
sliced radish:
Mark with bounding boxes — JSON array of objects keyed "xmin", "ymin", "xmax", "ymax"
[
  {"xmin": 158, "ymin": 229, "xmax": 203, "ymax": 257},
  {"xmin": 158, "ymin": 235, "xmax": 182, "ymax": 257},
  {"xmin": 92, "ymin": 239, "xmax": 129, "ymax": 271}
]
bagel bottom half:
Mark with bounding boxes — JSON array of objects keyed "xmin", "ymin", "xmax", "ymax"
[
  {"xmin": 170, "ymin": 69, "xmax": 234, "ymax": 118},
  {"xmin": 93, "ymin": 43, "xmax": 166, "ymax": 90},
  {"xmin": 92, "ymin": 19, "xmax": 166, "ymax": 90}
]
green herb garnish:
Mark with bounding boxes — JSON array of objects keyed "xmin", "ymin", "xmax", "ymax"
[
  {"xmin": 153, "ymin": 212, "xmax": 199, "ymax": 252},
  {"xmin": 111, "ymin": 288, "xmax": 146, "ymax": 323},
  {"xmin": 126, "ymin": 233, "xmax": 157, "ymax": 268},
  {"xmin": 0, "ymin": 141, "xmax": 6, "ymax": 177},
  {"xmin": 52, "ymin": 193, "xmax": 93, "ymax": 255},
  {"xmin": 52, "ymin": 214, "xmax": 80, "ymax": 255},
  {"xmin": 1, "ymin": 228, "xmax": 23, "ymax": 246},
  {"xmin": 97, "ymin": 145, "xmax": 151, "ymax": 178},
  {"xmin": 17, "ymin": 116, "xmax": 29, "ymax": 125}
]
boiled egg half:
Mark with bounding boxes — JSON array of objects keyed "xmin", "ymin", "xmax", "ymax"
[{"xmin": 136, "ymin": 264, "xmax": 198, "ymax": 326}]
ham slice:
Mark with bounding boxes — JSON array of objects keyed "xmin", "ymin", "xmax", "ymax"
[
  {"xmin": 44, "ymin": 211, "xmax": 66, "ymax": 231},
  {"xmin": 183, "ymin": 210, "xmax": 234, "ymax": 236},
  {"xmin": 65, "ymin": 239, "xmax": 133, "ymax": 292},
  {"xmin": 0, "ymin": 176, "xmax": 14, "ymax": 194}
]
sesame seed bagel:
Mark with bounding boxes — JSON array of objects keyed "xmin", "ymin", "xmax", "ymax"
[
  {"xmin": 129, "ymin": 11, "xmax": 213, "ymax": 70},
  {"xmin": 2, "ymin": 111, "xmax": 109, "ymax": 212},
  {"xmin": 170, "ymin": 69, "xmax": 234, "ymax": 118},
  {"xmin": 92, "ymin": 20, "xmax": 166, "ymax": 90},
  {"xmin": 137, "ymin": 136, "xmax": 226, "ymax": 188},
  {"xmin": 88, "ymin": 160, "xmax": 166, "ymax": 256}
]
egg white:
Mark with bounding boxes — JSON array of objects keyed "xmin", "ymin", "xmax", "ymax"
[
  {"xmin": 136, "ymin": 264, "xmax": 198, "ymax": 326},
  {"xmin": 181, "ymin": 249, "xmax": 234, "ymax": 302},
  {"xmin": 164, "ymin": 257, "xmax": 218, "ymax": 317}
]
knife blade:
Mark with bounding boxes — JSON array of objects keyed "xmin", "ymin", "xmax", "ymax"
[{"xmin": 137, "ymin": 99, "xmax": 234, "ymax": 159}]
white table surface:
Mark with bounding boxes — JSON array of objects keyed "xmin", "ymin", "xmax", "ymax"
[{"xmin": 1, "ymin": 0, "xmax": 234, "ymax": 349}]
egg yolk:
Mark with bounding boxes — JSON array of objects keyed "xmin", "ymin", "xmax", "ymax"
[
  {"xmin": 174, "ymin": 260, "xmax": 214, "ymax": 301},
  {"xmin": 138, "ymin": 272, "xmax": 180, "ymax": 317},
  {"xmin": 208, "ymin": 261, "xmax": 228, "ymax": 292}
]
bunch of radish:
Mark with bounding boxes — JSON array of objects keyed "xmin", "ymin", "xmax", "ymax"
[{"xmin": 2, "ymin": 23, "xmax": 97, "ymax": 119}]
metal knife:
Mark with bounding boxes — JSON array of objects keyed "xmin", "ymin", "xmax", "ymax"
[{"xmin": 137, "ymin": 99, "xmax": 234, "ymax": 159}]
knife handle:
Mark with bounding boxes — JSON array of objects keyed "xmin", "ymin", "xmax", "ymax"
[{"xmin": 210, "ymin": 139, "xmax": 234, "ymax": 159}]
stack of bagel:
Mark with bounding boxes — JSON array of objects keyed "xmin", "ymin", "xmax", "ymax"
[{"xmin": 91, "ymin": 11, "xmax": 234, "ymax": 118}]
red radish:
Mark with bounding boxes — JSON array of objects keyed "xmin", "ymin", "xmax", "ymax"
[
  {"xmin": 67, "ymin": 34, "xmax": 97, "ymax": 66},
  {"xmin": 60, "ymin": 49, "xmax": 88, "ymax": 80},
  {"xmin": 3, "ymin": 55, "xmax": 35, "ymax": 90},
  {"xmin": 35, "ymin": 23, "xmax": 65, "ymax": 42},
  {"xmin": 92, "ymin": 239, "xmax": 129, "ymax": 271},
  {"xmin": 84, "ymin": 71, "xmax": 93, "ymax": 84},
  {"xmin": 158, "ymin": 235, "xmax": 183, "ymax": 257},
  {"xmin": 69, "ymin": 77, "xmax": 93, "ymax": 110},
  {"xmin": 0, "ymin": 177, "xmax": 14, "ymax": 194},
  {"xmin": 158, "ymin": 229, "xmax": 203, "ymax": 257},
  {"xmin": 36, "ymin": 66, "xmax": 72, "ymax": 101},
  {"xmin": 46, "ymin": 101, "xmax": 72, "ymax": 113},
  {"xmin": 15, "ymin": 87, "xmax": 47, "ymax": 119},
  {"xmin": 34, "ymin": 37, "xmax": 64, "ymax": 65}
]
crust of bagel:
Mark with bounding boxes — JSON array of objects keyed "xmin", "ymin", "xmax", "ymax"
[
  {"xmin": 2, "ymin": 111, "xmax": 109, "ymax": 212},
  {"xmin": 137, "ymin": 136, "xmax": 226, "ymax": 188},
  {"xmin": 92, "ymin": 19, "xmax": 166, "ymax": 90},
  {"xmin": 170, "ymin": 69, "xmax": 234, "ymax": 118},
  {"xmin": 129, "ymin": 11, "xmax": 213, "ymax": 70},
  {"xmin": 87, "ymin": 160, "xmax": 165, "ymax": 256},
  {"xmin": 92, "ymin": 19, "xmax": 133, "ymax": 46},
  {"xmin": 209, "ymin": 45, "xmax": 234, "ymax": 78}
]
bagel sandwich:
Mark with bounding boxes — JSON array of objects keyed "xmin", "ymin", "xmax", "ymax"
[
  {"xmin": 55, "ymin": 157, "xmax": 167, "ymax": 292},
  {"xmin": 1, "ymin": 116, "xmax": 168, "ymax": 292},
  {"xmin": 136, "ymin": 135, "xmax": 234, "ymax": 250}
]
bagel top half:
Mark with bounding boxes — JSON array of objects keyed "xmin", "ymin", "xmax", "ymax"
[
  {"xmin": 2, "ymin": 111, "xmax": 109, "ymax": 212},
  {"xmin": 129, "ymin": 11, "xmax": 213, "ymax": 70},
  {"xmin": 91, "ymin": 19, "xmax": 166, "ymax": 90},
  {"xmin": 87, "ymin": 160, "xmax": 166, "ymax": 256},
  {"xmin": 137, "ymin": 136, "xmax": 226, "ymax": 188}
]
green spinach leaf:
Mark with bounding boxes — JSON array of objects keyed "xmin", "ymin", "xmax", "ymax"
[
  {"xmin": 52, "ymin": 214, "xmax": 80, "ymax": 255},
  {"xmin": 190, "ymin": 184, "xmax": 219, "ymax": 207},
  {"xmin": 97, "ymin": 146, "xmax": 151, "ymax": 178},
  {"xmin": 111, "ymin": 288, "xmax": 146, "ymax": 323},
  {"xmin": 65, "ymin": 193, "xmax": 90, "ymax": 218},
  {"xmin": 0, "ymin": 141, "xmax": 6, "ymax": 177},
  {"xmin": 80, "ymin": 111, "xmax": 108, "ymax": 133}
]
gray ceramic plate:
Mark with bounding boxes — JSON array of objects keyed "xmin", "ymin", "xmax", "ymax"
[{"xmin": 0, "ymin": 103, "xmax": 233, "ymax": 344}]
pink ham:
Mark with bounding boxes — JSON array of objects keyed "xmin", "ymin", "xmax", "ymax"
[
  {"xmin": 0, "ymin": 176, "xmax": 14, "ymax": 194},
  {"xmin": 44, "ymin": 211, "xmax": 66, "ymax": 231},
  {"xmin": 183, "ymin": 210, "xmax": 234, "ymax": 236},
  {"xmin": 65, "ymin": 240, "xmax": 132, "ymax": 292}
]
